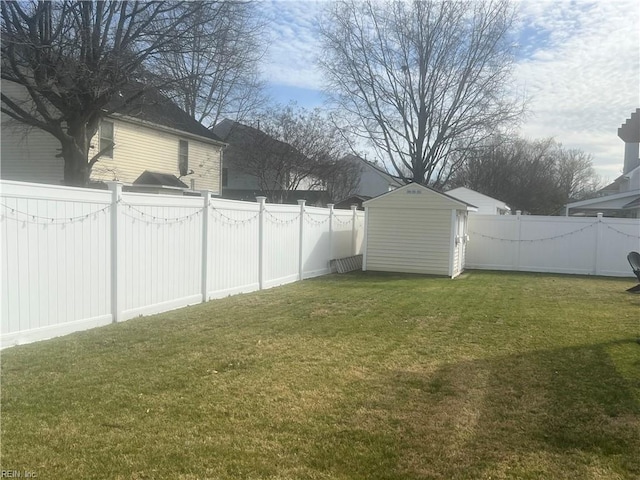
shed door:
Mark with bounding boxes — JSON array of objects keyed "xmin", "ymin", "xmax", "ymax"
[{"xmin": 454, "ymin": 212, "xmax": 467, "ymax": 276}]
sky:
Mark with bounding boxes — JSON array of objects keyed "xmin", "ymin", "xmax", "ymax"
[{"xmin": 256, "ymin": 0, "xmax": 640, "ymax": 182}]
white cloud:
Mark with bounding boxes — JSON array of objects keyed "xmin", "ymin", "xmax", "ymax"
[
  {"xmin": 260, "ymin": 0, "xmax": 639, "ymax": 180},
  {"xmin": 513, "ymin": 0, "xmax": 640, "ymax": 179},
  {"xmin": 258, "ymin": 0, "xmax": 327, "ymax": 90}
]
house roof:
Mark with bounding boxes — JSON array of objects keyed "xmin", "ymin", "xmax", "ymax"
[
  {"xmin": 565, "ymin": 189, "xmax": 640, "ymax": 211},
  {"xmin": 445, "ymin": 187, "xmax": 511, "ymax": 211},
  {"xmin": 342, "ymin": 154, "xmax": 403, "ymax": 184},
  {"xmin": 213, "ymin": 119, "xmax": 295, "ymax": 157},
  {"xmin": 107, "ymin": 85, "xmax": 225, "ymax": 145}
]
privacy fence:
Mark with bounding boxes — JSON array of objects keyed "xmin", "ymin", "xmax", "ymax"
[
  {"xmin": 466, "ymin": 213, "xmax": 639, "ymax": 277},
  {"xmin": 1, "ymin": 180, "xmax": 364, "ymax": 348},
  {"xmin": 3, "ymin": 180, "xmax": 639, "ymax": 348}
]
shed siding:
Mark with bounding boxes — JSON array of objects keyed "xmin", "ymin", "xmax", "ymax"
[
  {"xmin": 366, "ymin": 207, "xmax": 452, "ymax": 275},
  {"xmin": 90, "ymin": 118, "xmax": 222, "ymax": 193}
]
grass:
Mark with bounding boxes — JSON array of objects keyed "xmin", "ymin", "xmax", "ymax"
[{"xmin": 1, "ymin": 271, "xmax": 639, "ymax": 479}]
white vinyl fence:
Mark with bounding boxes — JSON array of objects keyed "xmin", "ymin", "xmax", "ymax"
[
  {"xmin": 467, "ymin": 213, "xmax": 640, "ymax": 277},
  {"xmin": 1, "ymin": 180, "xmax": 364, "ymax": 348}
]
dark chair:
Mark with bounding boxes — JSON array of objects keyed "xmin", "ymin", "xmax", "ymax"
[{"xmin": 627, "ymin": 251, "xmax": 640, "ymax": 293}]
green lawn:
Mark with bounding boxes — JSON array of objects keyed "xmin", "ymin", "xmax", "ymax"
[{"xmin": 1, "ymin": 271, "xmax": 639, "ymax": 479}]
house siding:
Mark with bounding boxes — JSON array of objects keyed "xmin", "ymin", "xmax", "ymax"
[
  {"xmin": 358, "ymin": 165, "xmax": 400, "ymax": 197},
  {"xmin": 0, "ymin": 121, "xmax": 64, "ymax": 185},
  {"xmin": 1, "ymin": 82, "xmax": 64, "ymax": 184},
  {"xmin": 1, "ymin": 80, "xmax": 222, "ymax": 193},
  {"xmin": 90, "ymin": 118, "xmax": 221, "ymax": 193}
]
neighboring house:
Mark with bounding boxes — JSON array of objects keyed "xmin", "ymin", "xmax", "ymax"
[
  {"xmin": 565, "ymin": 109, "xmax": 640, "ymax": 218},
  {"xmin": 341, "ymin": 154, "xmax": 403, "ymax": 198},
  {"xmin": 1, "ymin": 80, "xmax": 226, "ymax": 194},
  {"xmin": 212, "ymin": 119, "xmax": 325, "ymax": 204},
  {"xmin": 446, "ymin": 187, "xmax": 511, "ymax": 215}
]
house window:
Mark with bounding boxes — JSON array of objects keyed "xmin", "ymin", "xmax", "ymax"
[
  {"xmin": 222, "ymin": 167, "xmax": 228, "ymax": 187},
  {"xmin": 179, "ymin": 140, "xmax": 188, "ymax": 176},
  {"xmin": 100, "ymin": 121, "xmax": 114, "ymax": 158},
  {"xmin": 190, "ymin": 179, "xmax": 196, "ymax": 190}
]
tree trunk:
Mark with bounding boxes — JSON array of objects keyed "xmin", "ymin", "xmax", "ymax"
[{"xmin": 62, "ymin": 141, "xmax": 91, "ymax": 187}]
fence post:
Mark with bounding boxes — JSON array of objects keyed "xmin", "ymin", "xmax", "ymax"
[
  {"xmin": 515, "ymin": 210, "xmax": 522, "ymax": 271},
  {"xmin": 201, "ymin": 190, "xmax": 210, "ymax": 302},
  {"xmin": 107, "ymin": 182, "xmax": 123, "ymax": 322},
  {"xmin": 298, "ymin": 199, "xmax": 306, "ymax": 280},
  {"xmin": 256, "ymin": 196, "xmax": 266, "ymax": 290},
  {"xmin": 327, "ymin": 203, "xmax": 334, "ymax": 264},
  {"xmin": 594, "ymin": 213, "xmax": 603, "ymax": 275},
  {"xmin": 351, "ymin": 204, "xmax": 358, "ymax": 255}
]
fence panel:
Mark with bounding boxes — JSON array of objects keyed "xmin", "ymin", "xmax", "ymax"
[
  {"xmin": 119, "ymin": 192, "xmax": 203, "ymax": 320},
  {"xmin": 207, "ymin": 198, "xmax": 260, "ymax": 299},
  {"xmin": 262, "ymin": 204, "xmax": 301, "ymax": 288},
  {"xmin": 467, "ymin": 214, "xmax": 639, "ymax": 277},
  {"xmin": 1, "ymin": 181, "xmax": 112, "ymax": 346},
  {"xmin": 599, "ymin": 218, "xmax": 640, "ymax": 276},
  {"xmin": 332, "ymin": 211, "xmax": 356, "ymax": 259},
  {"xmin": 302, "ymin": 206, "xmax": 332, "ymax": 278}
]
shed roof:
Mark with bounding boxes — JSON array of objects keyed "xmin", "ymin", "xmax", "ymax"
[{"xmin": 363, "ymin": 182, "xmax": 477, "ymax": 211}]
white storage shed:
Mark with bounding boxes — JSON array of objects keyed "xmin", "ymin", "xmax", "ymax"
[{"xmin": 363, "ymin": 183, "xmax": 476, "ymax": 278}]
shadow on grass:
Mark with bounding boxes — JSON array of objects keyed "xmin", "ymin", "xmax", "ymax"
[{"xmin": 304, "ymin": 339, "xmax": 640, "ymax": 480}]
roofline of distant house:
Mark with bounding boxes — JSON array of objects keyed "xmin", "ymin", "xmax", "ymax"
[
  {"xmin": 109, "ymin": 112, "xmax": 228, "ymax": 149},
  {"xmin": 446, "ymin": 186, "xmax": 511, "ymax": 211},
  {"xmin": 565, "ymin": 188, "xmax": 640, "ymax": 209},
  {"xmin": 351, "ymin": 154, "xmax": 404, "ymax": 183}
]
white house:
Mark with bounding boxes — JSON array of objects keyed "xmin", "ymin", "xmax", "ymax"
[
  {"xmin": 1, "ymin": 80, "xmax": 226, "ymax": 194},
  {"xmin": 363, "ymin": 183, "xmax": 477, "ymax": 278},
  {"xmin": 342, "ymin": 154, "xmax": 404, "ymax": 198},
  {"xmin": 212, "ymin": 119, "xmax": 326, "ymax": 204},
  {"xmin": 565, "ymin": 109, "xmax": 640, "ymax": 218},
  {"xmin": 445, "ymin": 187, "xmax": 511, "ymax": 215}
]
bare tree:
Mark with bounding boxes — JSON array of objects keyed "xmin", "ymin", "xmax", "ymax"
[
  {"xmin": 322, "ymin": 155, "xmax": 362, "ymax": 204},
  {"xmin": 1, "ymin": 0, "xmax": 207, "ymax": 186},
  {"xmin": 319, "ymin": 0, "xmax": 524, "ymax": 188},
  {"xmin": 258, "ymin": 105, "xmax": 357, "ymax": 203},
  {"xmin": 156, "ymin": 1, "xmax": 267, "ymax": 128},
  {"xmin": 216, "ymin": 105, "xmax": 357, "ymax": 204},
  {"xmin": 450, "ymin": 136, "xmax": 603, "ymax": 214},
  {"xmin": 555, "ymin": 148, "xmax": 604, "ymax": 202}
]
